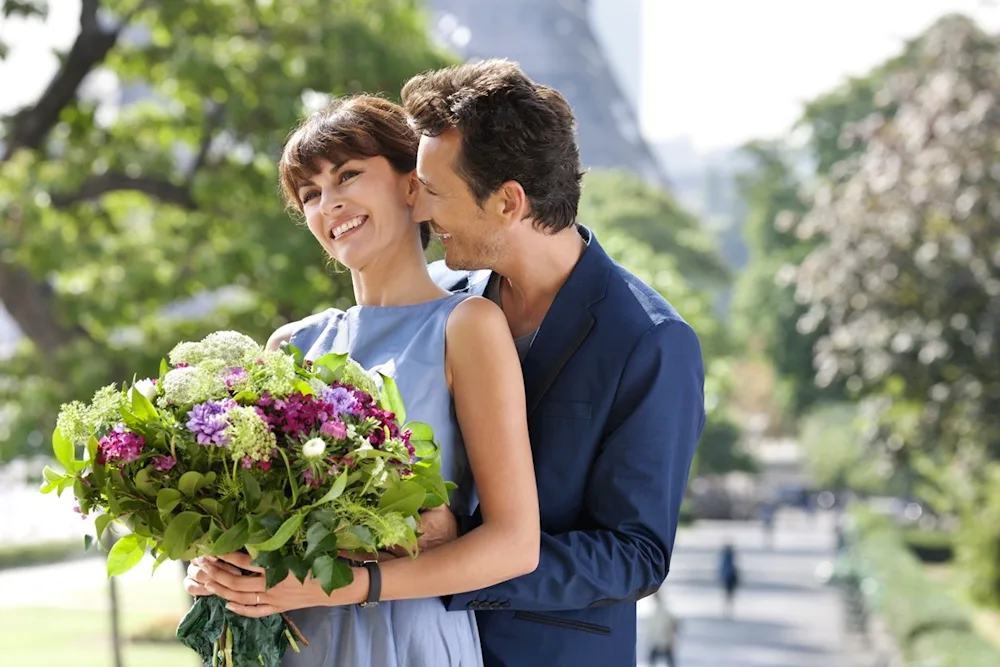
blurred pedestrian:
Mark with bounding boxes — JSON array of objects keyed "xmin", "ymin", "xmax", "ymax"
[
  {"xmin": 719, "ymin": 543, "xmax": 739, "ymax": 618},
  {"xmin": 647, "ymin": 591, "xmax": 678, "ymax": 666}
]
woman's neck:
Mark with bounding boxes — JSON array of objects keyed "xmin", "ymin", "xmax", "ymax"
[{"xmin": 350, "ymin": 241, "xmax": 447, "ymax": 307}]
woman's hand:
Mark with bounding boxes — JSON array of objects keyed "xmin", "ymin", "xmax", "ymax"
[{"xmin": 184, "ymin": 553, "xmax": 331, "ymax": 618}]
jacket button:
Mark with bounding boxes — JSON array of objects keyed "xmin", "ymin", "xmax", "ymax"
[
  {"xmin": 500, "ymin": 601, "xmax": 510, "ymax": 608},
  {"xmin": 467, "ymin": 601, "xmax": 480, "ymax": 610}
]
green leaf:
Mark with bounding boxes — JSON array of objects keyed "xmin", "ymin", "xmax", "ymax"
[
  {"xmin": 335, "ymin": 526, "xmax": 373, "ymax": 552},
  {"xmin": 84, "ymin": 534, "xmax": 94, "ymax": 552},
  {"xmin": 86, "ymin": 435, "xmax": 99, "ymax": 464},
  {"xmin": 313, "ymin": 471, "xmax": 348, "ymax": 507},
  {"xmin": 95, "ymin": 513, "xmax": 113, "ymax": 541},
  {"xmin": 313, "ymin": 353, "xmax": 347, "ymax": 374},
  {"xmin": 210, "ymin": 518, "xmax": 250, "ymax": 556},
  {"xmin": 162, "ymin": 511, "xmax": 204, "ymax": 560},
  {"xmin": 41, "ymin": 465, "xmax": 62, "ymax": 484},
  {"xmin": 411, "ymin": 439, "xmax": 438, "ymax": 459},
  {"xmin": 265, "ymin": 561, "xmax": 290, "ymax": 589},
  {"xmin": 178, "ymin": 471, "xmax": 205, "ymax": 497},
  {"xmin": 52, "ymin": 428, "xmax": 74, "ymax": 472},
  {"xmin": 107, "ymin": 534, "xmax": 146, "ymax": 577},
  {"xmin": 379, "ymin": 375, "xmax": 406, "ymax": 424},
  {"xmin": 405, "ymin": 421, "xmax": 434, "ymax": 442},
  {"xmin": 311, "ymin": 554, "xmax": 354, "ymax": 595},
  {"xmin": 377, "ymin": 480, "xmax": 426, "ymax": 517},
  {"xmin": 159, "ymin": 358, "xmax": 169, "ymax": 378},
  {"xmin": 130, "ymin": 384, "xmax": 158, "ymax": 421},
  {"xmin": 286, "ymin": 553, "xmax": 311, "ymax": 584},
  {"xmin": 134, "ymin": 466, "xmax": 157, "ymax": 496},
  {"xmin": 304, "ymin": 521, "xmax": 336, "ymax": 560},
  {"xmin": 293, "ymin": 379, "xmax": 315, "ymax": 396},
  {"xmin": 280, "ymin": 341, "xmax": 305, "ymax": 368},
  {"xmin": 156, "ymin": 488, "xmax": 183, "ymax": 515},
  {"xmin": 248, "ymin": 513, "xmax": 304, "ymax": 552},
  {"xmin": 151, "ymin": 550, "xmax": 169, "ymax": 574},
  {"xmin": 240, "ymin": 467, "xmax": 261, "ymax": 511},
  {"xmin": 199, "ymin": 498, "xmax": 222, "ymax": 517}
]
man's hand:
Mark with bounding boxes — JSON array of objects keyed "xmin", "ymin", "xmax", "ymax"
[{"xmin": 416, "ymin": 505, "xmax": 459, "ymax": 551}]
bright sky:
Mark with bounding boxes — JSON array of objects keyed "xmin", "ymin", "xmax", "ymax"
[
  {"xmin": 641, "ymin": 0, "xmax": 1000, "ymax": 150},
  {"xmin": 3, "ymin": 1, "xmax": 1000, "ymax": 154}
]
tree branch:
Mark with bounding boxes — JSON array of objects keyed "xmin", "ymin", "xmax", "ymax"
[
  {"xmin": 188, "ymin": 103, "xmax": 225, "ymax": 180},
  {"xmin": 0, "ymin": 206, "xmax": 85, "ymax": 350},
  {"xmin": 50, "ymin": 173, "xmax": 197, "ymax": 209},
  {"xmin": 1, "ymin": 0, "xmax": 117, "ymax": 162}
]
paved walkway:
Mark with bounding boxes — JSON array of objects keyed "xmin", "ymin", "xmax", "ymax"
[{"xmin": 637, "ymin": 510, "xmax": 862, "ymax": 667}]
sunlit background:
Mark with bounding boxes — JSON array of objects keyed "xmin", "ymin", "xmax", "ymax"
[{"xmin": 2, "ymin": 1, "xmax": 1000, "ymax": 666}]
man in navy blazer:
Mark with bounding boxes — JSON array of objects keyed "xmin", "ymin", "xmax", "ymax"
[{"xmin": 402, "ymin": 60, "xmax": 704, "ymax": 667}]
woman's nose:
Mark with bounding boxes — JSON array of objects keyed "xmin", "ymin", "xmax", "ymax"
[{"xmin": 320, "ymin": 190, "xmax": 343, "ymax": 215}]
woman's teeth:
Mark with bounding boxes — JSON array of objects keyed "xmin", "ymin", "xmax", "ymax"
[{"xmin": 332, "ymin": 216, "xmax": 366, "ymax": 239}]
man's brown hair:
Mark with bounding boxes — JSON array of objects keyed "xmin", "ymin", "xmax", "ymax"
[
  {"xmin": 402, "ymin": 59, "xmax": 584, "ymax": 233},
  {"xmin": 279, "ymin": 95, "xmax": 430, "ymax": 248}
]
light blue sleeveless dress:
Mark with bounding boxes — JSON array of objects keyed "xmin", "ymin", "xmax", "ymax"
[{"xmin": 282, "ymin": 293, "xmax": 483, "ymax": 667}]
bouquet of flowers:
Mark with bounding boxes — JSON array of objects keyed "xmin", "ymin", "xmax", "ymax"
[{"xmin": 40, "ymin": 331, "xmax": 454, "ymax": 666}]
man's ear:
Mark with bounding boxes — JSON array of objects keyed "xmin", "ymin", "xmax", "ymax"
[{"xmin": 495, "ymin": 180, "xmax": 529, "ymax": 225}]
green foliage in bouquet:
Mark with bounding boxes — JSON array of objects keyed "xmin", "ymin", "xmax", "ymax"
[{"xmin": 40, "ymin": 331, "xmax": 455, "ymax": 665}]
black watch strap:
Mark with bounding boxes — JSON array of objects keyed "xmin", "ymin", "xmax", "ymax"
[{"xmin": 359, "ymin": 561, "xmax": 381, "ymax": 608}]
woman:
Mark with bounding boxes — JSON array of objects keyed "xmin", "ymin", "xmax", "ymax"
[{"xmin": 183, "ymin": 96, "xmax": 540, "ymax": 666}]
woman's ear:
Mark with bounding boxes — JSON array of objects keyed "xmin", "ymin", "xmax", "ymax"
[{"xmin": 405, "ymin": 171, "xmax": 420, "ymax": 207}]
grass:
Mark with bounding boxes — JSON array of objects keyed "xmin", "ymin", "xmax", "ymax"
[
  {"xmin": 925, "ymin": 562, "xmax": 1000, "ymax": 653},
  {"xmin": 0, "ymin": 555, "xmax": 200, "ymax": 667}
]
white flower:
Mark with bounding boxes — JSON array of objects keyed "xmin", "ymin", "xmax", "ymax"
[
  {"xmin": 303, "ymin": 438, "xmax": 327, "ymax": 459},
  {"xmin": 134, "ymin": 378, "xmax": 158, "ymax": 402}
]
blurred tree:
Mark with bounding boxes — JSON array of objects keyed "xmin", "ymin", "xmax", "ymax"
[
  {"xmin": 729, "ymin": 141, "xmax": 840, "ymax": 419},
  {"xmin": 579, "ymin": 169, "xmax": 731, "ymax": 290},
  {"xmin": 789, "ymin": 15, "xmax": 1000, "ymax": 604},
  {"xmin": 581, "ymin": 170, "xmax": 747, "ymax": 477},
  {"xmin": 0, "ymin": 0, "xmax": 454, "ymax": 462}
]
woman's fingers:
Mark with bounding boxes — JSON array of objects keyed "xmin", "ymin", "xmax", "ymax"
[
  {"xmin": 216, "ymin": 552, "xmax": 264, "ymax": 574},
  {"xmin": 183, "ymin": 575, "xmax": 210, "ymax": 597}
]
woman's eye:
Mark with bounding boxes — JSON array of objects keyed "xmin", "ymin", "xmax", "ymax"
[
  {"xmin": 301, "ymin": 191, "xmax": 318, "ymax": 204},
  {"xmin": 339, "ymin": 170, "xmax": 360, "ymax": 183}
]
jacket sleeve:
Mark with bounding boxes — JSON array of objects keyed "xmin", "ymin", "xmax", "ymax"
[{"xmin": 445, "ymin": 319, "xmax": 705, "ymax": 612}]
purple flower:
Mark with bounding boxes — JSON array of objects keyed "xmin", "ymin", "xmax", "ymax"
[
  {"xmin": 322, "ymin": 386, "xmax": 359, "ymax": 417},
  {"xmin": 96, "ymin": 424, "xmax": 145, "ymax": 465},
  {"xmin": 151, "ymin": 455, "xmax": 176, "ymax": 472},
  {"xmin": 186, "ymin": 399, "xmax": 236, "ymax": 447}
]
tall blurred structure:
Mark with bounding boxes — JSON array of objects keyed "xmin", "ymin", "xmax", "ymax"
[{"xmin": 425, "ymin": 0, "xmax": 666, "ymax": 186}]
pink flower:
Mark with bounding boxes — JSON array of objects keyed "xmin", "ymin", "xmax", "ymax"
[
  {"xmin": 97, "ymin": 425, "xmax": 145, "ymax": 465},
  {"xmin": 151, "ymin": 455, "xmax": 176, "ymax": 472},
  {"xmin": 320, "ymin": 420, "xmax": 347, "ymax": 439}
]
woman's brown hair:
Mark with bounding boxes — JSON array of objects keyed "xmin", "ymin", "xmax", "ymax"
[{"xmin": 279, "ymin": 95, "xmax": 431, "ymax": 249}]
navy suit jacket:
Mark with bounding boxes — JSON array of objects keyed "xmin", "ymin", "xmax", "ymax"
[{"xmin": 430, "ymin": 227, "xmax": 705, "ymax": 667}]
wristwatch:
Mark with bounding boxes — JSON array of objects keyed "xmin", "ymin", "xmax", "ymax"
[{"xmin": 358, "ymin": 560, "xmax": 381, "ymax": 608}]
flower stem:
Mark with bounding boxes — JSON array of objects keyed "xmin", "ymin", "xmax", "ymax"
[{"xmin": 282, "ymin": 612, "xmax": 310, "ymax": 648}]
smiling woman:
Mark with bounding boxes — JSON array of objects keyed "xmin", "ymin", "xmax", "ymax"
[{"xmin": 277, "ymin": 96, "xmax": 432, "ymax": 270}]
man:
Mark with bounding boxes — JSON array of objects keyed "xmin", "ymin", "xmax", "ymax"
[{"xmin": 401, "ymin": 59, "xmax": 705, "ymax": 667}]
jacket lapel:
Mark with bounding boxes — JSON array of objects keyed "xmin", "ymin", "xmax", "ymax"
[{"xmin": 521, "ymin": 227, "xmax": 610, "ymax": 416}]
